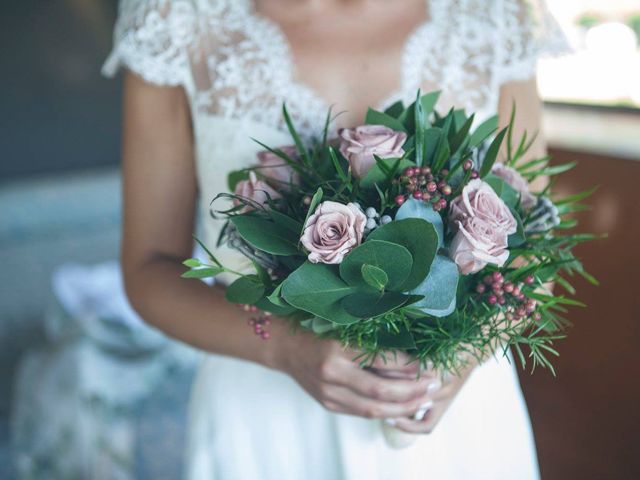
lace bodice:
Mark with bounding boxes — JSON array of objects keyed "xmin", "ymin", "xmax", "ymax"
[
  {"xmin": 103, "ymin": 0, "xmax": 568, "ymax": 140},
  {"xmin": 102, "ymin": 0, "xmax": 568, "ymax": 280}
]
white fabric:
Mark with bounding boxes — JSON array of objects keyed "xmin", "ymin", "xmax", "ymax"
[{"xmin": 103, "ymin": 1, "xmax": 569, "ymax": 478}]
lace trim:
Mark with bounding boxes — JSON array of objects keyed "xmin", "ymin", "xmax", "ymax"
[{"xmin": 103, "ymin": 0, "xmax": 570, "ymax": 136}]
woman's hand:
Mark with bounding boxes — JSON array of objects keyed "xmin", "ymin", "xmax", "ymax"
[
  {"xmin": 384, "ymin": 359, "xmax": 478, "ymax": 434},
  {"xmin": 271, "ymin": 327, "xmax": 440, "ymax": 420}
]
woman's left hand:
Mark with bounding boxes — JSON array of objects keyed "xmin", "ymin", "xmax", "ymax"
[{"xmin": 376, "ymin": 358, "xmax": 478, "ymax": 434}]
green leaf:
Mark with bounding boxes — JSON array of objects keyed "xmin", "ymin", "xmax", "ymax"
[
  {"xmin": 484, "ymin": 174, "xmax": 520, "ymax": 209},
  {"xmin": 450, "ymin": 113, "xmax": 475, "ymax": 154},
  {"xmin": 469, "ymin": 115, "xmax": 498, "ymax": 147},
  {"xmin": 419, "ymin": 91, "xmax": 440, "ymax": 118},
  {"xmin": 377, "ymin": 324, "xmax": 416, "ymax": 349},
  {"xmin": 230, "ymin": 216, "xmax": 299, "ymax": 256},
  {"xmin": 508, "ymin": 208, "xmax": 526, "ymax": 247},
  {"xmin": 367, "ymin": 217, "xmax": 439, "ymax": 290},
  {"xmin": 394, "ymin": 198, "xmax": 444, "ymax": 247},
  {"xmin": 282, "ymin": 104, "xmax": 310, "ymax": 166},
  {"xmin": 423, "ymin": 127, "xmax": 443, "ymax": 167},
  {"xmin": 266, "ymin": 281, "xmax": 288, "ymax": 307},
  {"xmin": 254, "ymin": 296, "xmax": 297, "ymax": 316},
  {"xmin": 361, "ymin": 264, "xmax": 389, "ymax": 291},
  {"xmin": 410, "ymin": 255, "xmax": 459, "ymax": 317},
  {"xmin": 365, "ymin": 108, "xmax": 407, "ymax": 132},
  {"xmin": 360, "ymin": 157, "xmax": 415, "ymax": 188},
  {"xmin": 415, "ymin": 90, "xmax": 425, "ymax": 166},
  {"xmin": 225, "ymin": 275, "xmax": 265, "ymax": 304},
  {"xmin": 339, "ymin": 240, "xmax": 412, "ymax": 292},
  {"xmin": 341, "ymin": 291, "xmax": 410, "ymax": 318},
  {"xmin": 268, "ymin": 209, "xmax": 303, "ymax": 234},
  {"xmin": 181, "ymin": 267, "xmax": 224, "ymax": 279},
  {"xmin": 301, "ymin": 187, "xmax": 323, "ymax": 235},
  {"xmin": 193, "ymin": 236, "xmax": 223, "ymax": 267},
  {"xmin": 227, "ymin": 170, "xmax": 250, "ymax": 191},
  {"xmin": 281, "ymin": 262, "xmax": 360, "ymax": 324},
  {"xmin": 479, "ymin": 127, "xmax": 508, "ymax": 178},
  {"xmin": 329, "ymin": 147, "xmax": 349, "ymax": 183},
  {"xmin": 182, "ymin": 258, "xmax": 202, "ymax": 268},
  {"xmin": 384, "ymin": 101, "xmax": 405, "ymax": 118}
]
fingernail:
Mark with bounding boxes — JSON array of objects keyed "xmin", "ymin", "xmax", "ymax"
[
  {"xmin": 427, "ymin": 380, "xmax": 442, "ymax": 394},
  {"xmin": 413, "ymin": 400, "xmax": 433, "ymax": 421},
  {"xmin": 384, "ymin": 418, "xmax": 397, "ymax": 426}
]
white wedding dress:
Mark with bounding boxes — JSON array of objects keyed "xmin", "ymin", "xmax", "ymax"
[{"xmin": 103, "ymin": 1, "xmax": 568, "ymax": 478}]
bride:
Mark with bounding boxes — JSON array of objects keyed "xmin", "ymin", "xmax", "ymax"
[{"xmin": 103, "ymin": 0, "xmax": 567, "ymax": 478}]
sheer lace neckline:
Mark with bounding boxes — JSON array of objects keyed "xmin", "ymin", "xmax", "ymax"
[{"xmin": 243, "ymin": 0, "xmax": 439, "ymax": 114}]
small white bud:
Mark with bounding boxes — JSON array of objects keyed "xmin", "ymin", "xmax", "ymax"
[
  {"xmin": 366, "ymin": 218, "xmax": 377, "ymax": 230},
  {"xmin": 365, "ymin": 207, "xmax": 378, "ymax": 218},
  {"xmin": 380, "ymin": 215, "xmax": 392, "ymax": 225}
]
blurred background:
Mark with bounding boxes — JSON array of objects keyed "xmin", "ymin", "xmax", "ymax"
[{"xmin": 0, "ymin": 0, "xmax": 638, "ymax": 479}]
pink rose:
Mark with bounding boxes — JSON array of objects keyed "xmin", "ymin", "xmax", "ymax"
[
  {"xmin": 449, "ymin": 179, "xmax": 517, "ymax": 236},
  {"xmin": 448, "ymin": 179, "xmax": 517, "ymax": 274},
  {"xmin": 300, "ymin": 201, "xmax": 367, "ymax": 264},
  {"xmin": 233, "ymin": 171, "xmax": 281, "ymax": 212},
  {"xmin": 338, "ymin": 125, "xmax": 407, "ymax": 178},
  {"xmin": 449, "ymin": 216, "xmax": 510, "ymax": 274},
  {"xmin": 257, "ymin": 146, "xmax": 300, "ymax": 189},
  {"xmin": 491, "ymin": 163, "xmax": 537, "ymax": 210}
]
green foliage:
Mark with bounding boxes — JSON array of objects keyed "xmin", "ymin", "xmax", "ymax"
[
  {"xmin": 367, "ymin": 218, "xmax": 438, "ymax": 290},
  {"xmin": 230, "ymin": 215, "xmax": 299, "ymax": 256},
  {"xmin": 361, "ymin": 264, "xmax": 389, "ymax": 291},
  {"xmin": 281, "ymin": 262, "xmax": 360, "ymax": 325},
  {"xmin": 225, "ymin": 275, "xmax": 265, "ymax": 304},
  {"xmin": 339, "ymin": 240, "xmax": 413, "ymax": 291}
]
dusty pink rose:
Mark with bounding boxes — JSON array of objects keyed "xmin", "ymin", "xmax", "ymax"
[
  {"xmin": 338, "ymin": 125, "xmax": 407, "ymax": 178},
  {"xmin": 491, "ymin": 163, "xmax": 537, "ymax": 210},
  {"xmin": 448, "ymin": 179, "xmax": 517, "ymax": 274},
  {"xmin": 233, "ymin": 171, "xmax": 281, "ymax": 212},
  {"xmin": 449, "ymin": 216, "xmax": 510, "ymax": 274},
  {"xmin": 300, "ymin": 201, "xmax": 367, "ymax": 264},
  {"xmin": 449, "ymin": 179, "xmax": 517, "ymax": 236},
  {"xmin": 257, "ymin": 146, "xmax": 300, "ymax": 189}
]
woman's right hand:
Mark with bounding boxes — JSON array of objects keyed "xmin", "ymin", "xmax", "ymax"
[{"xmin": 271, "ymin": 325, "xmax": 438, "ymax": 419}]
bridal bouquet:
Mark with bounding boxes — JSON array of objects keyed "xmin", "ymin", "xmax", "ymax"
[{"xmin": 183, "ymin": 91, "xmax": 596, "ymax": 375}]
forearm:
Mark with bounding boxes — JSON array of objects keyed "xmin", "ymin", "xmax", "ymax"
[{"xmin": 124, "ymin": 255, "xmax": 289, "ymax": 369}]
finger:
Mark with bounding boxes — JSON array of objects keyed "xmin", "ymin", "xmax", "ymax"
[
  {"xmin": 389, "ymin": 399, "xmax": 449, "ymax": 434},
  {"xmin": 338, "ymin": 367, "xmax": 433, "ymax": 403},
  {"xmin": 327, "ymin": 385, "xmax": 432, "ymax": 419}
]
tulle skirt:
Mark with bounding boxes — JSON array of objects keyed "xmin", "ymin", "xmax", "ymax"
[{"xmin": 185, "ymin": 352, "xmax": 539, "ymax": 480}]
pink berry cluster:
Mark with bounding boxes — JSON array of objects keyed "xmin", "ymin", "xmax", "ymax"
[
  {"xmin": 239, "ymin": 304, "xmax": 272, "ymax": 339},
  {"xmin": 394, "ymin": 162, "xmax": 478, "ymax": 212},
  {"xmin": 475, "ymin": 272, "xmax": 541, "ymax": 322}
]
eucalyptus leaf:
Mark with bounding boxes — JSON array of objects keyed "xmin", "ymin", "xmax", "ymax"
[
  {"xmin": 281, "ymin": 262, "xmax": 360, "ymax": 324},
  {"xmin": 410, "ymin": 255, "xmax": 459, "ymax": 317},
  {"xmin": 254, "ymin": 296, "xmax": 297, "ymax": 316},
  {"xmin": 339, "ymin": 240, "xmax": 412, "ymax": 292},
  {"xmin": 230, "ymin": 216, "xmax": 299, "ymax": 256},
  {"xmin": 341, "ymin": 291, "xmax": 410, "ymax": 318},
  {"xmin": 361, "ymin": 264, "xmax": 389, "ymax": 291},
  {"xmin": 394, "ymin": 198, "xmax": 444, "ymax": 247},
  {"xmin": 367, "ymin": 218, "xmax": 438, "ymax": 291},
  {"xmin": 225, "ymin": 275, "xmax": 265, "ymax": 305}
]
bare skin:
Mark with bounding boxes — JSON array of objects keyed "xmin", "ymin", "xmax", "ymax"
[{"xmin": 121, "ymin": 0, "xmax": 547, "ymax": 434}]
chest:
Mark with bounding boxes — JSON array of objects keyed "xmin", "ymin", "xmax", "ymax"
[{"xmin": 254, "ymin": 0, "xmax": 428, "ymax": 127}]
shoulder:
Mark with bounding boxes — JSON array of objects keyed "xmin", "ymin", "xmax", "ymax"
[{"xmin": 102, "ymin": 0, "xmax": 200, "ymax": 87}]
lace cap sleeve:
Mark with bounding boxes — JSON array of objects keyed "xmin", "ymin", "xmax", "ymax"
[
  {"xmin": 496, "ymin": 0, "xmax": 571, "ymax": 85},
  {"xmin": 101, "ymin": 0, "xmax": 197, "ymax": 89}
]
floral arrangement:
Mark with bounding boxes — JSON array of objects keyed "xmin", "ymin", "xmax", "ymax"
[{"xmin": 183, "ymin": 91, "xmax": 596, "ymax": 373}]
